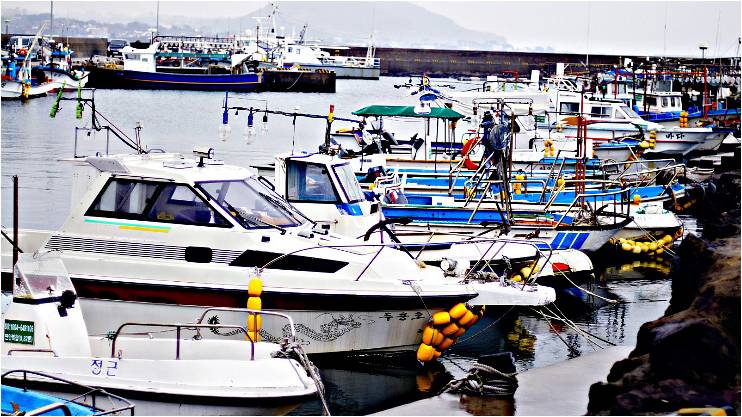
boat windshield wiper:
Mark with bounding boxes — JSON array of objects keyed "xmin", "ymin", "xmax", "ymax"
[
  {"xmin": 224, "ymin": 201, "xmax": 287, "ymax": 235},
  {"xmin": 257, "ymin": 189, "xmax": 316, "ymax": 227}
]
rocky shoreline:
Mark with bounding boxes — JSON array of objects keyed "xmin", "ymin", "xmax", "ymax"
[{"xmin": 587, "ymin": 170, "xmax": 741, "ymax": 415}]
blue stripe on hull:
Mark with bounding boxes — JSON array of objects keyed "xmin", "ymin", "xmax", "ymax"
[{"xmin": 109, "ymin": 70, "xmax": 261, "ymax": 91}]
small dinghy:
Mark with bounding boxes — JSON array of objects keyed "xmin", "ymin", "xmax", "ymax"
[
  {"xmin": 2, "ymin": 370, "xmax": 134, "ymax": 416},
  {"xmin": 2, "ymin": 253, "xmax": 320, "ymax": 416}
]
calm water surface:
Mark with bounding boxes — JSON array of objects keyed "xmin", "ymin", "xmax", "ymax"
[{"xmin": 1, "ymin": 78, "xmax": 693, "ymax": 415}]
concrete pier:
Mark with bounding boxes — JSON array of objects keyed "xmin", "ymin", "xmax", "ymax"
[{"xmin": 374, "ymin": 346, "xmax": 633, "ymax": 416}]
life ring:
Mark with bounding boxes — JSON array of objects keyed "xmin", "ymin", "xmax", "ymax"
[
  {"xmin": 461, "ymin": 137, "xmax": 480, "ymax": 170},
  {"xmin": 18, "ymin": 48, "xmax": 27, "ymax": 56}
]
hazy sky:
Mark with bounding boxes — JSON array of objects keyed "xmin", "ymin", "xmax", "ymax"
[{"xmin": 4, "ymin": 0, "xmax": 741, "ymax": 57}]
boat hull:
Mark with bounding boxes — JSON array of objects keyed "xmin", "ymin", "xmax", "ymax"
[{"xmin": 86, "ymin": 67, "xmax": 262, "ymax": 92}]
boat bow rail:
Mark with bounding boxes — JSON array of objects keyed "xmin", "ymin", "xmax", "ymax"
[{"xmin": 2, "ymin": 369, "xmax": 135, "ymax": 415}]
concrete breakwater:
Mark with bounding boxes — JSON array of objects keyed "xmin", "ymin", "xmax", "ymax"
[{"xmin": 587, "ymin": 169, "xmax": 741, "ymax": 415}]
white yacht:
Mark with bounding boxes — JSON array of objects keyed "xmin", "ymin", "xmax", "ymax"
[{"xmin": 1, "ymin": 148, "xmax": 555, "ymax": 355}]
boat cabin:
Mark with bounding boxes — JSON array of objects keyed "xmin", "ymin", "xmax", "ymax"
[{"xmin": 274, "ymin": 153, "xmax": 380, "ymax": 237}]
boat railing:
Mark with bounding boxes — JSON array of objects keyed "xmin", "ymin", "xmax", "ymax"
[
  {"xmin": 320, "ymin": 56, "xmax": 380, "ymax": 68},
  {"xmin": 194, "ymin": 307, "xmax": 298, "ymax": 340},
  {"xmin": 256, "ymin": 236, "xmax": 558, "ymax": 285},
  {"xmin": 553, "ymin": 187, "xmax": 632, "ymax": 228},
  {"xmin": 2, "ymin": 369, "xmax": 135, "ymax": 415},
  {"xmin": 111, "ymin": 307, "xmax": 296, "ymax": 360}
]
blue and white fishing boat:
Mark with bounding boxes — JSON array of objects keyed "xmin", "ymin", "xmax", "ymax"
[{"xmin": 88, "ymin": 42, "xmax": 262, "ymax": 92}]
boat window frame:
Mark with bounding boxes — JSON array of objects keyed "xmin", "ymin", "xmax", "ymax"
[
  {"xmin": 197, "ymin": 178, "xmax": 305, "ymax": 230},
  {"xmin": 331, "ymin": 162, "xmax": 365, "ymax": 204},
  {"xmin": 84, "ymin": 176, "xmax": 233, "ymax": 228},
  {"xmin": 284, "ymin": 160, "xmax": 343, "ymax": 205}
]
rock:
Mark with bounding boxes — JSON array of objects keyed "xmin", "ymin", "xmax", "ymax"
[{"xmin": 587, "ymin": 233, "xmax": 740, "ymax": 415}]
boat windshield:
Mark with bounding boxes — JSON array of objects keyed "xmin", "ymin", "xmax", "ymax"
[
  {"xmin": 333, "ymin": 163, "xmax": 366, "ymax": 203},
  {"xmin": 619, "ymin": 105, "xmax": 641, "ymax": 120},
  {"xmin": 199, "ymin": 178, "xmax": 304, "ymax": 229}
]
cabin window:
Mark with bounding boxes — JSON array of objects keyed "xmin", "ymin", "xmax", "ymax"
[
  {"xmin": 560, "ymin": 102, "xmax": 580, "ymax": 115},
  {"xmin": 145, "ymin": 184, "xmax": 229, "ymax": 226},
  {"xmin": 88, "ymin": 179, "xmax": 159, "ymax": 217},
  {"xmin": 141, "ymin": 58, "xmax": 148, "ymax": 62},
  {"xmin": 646, "ymin": 97, "xmax": 657, "ymax": 106},
  {"xmin": 86, "ymin": 178, "xmax": 230, "ymax": 227},
  {"xmin": 590, "ymin": 106, "xmax": 610, "ymax": 118},
  {"xmin": 662, "ymin": 97, "xmax": 669, "ymax": 107},
  {"xmin": 620, "ymin": 105, "xmax": 641, "ymax": 119},
  {"xmin": 286, "ymin": 162, "xmax": 340, "ymax": 203},
  {"xmin": 670, "ymin": 97, "xmax": 677, "ymax": 107},
  {"xmin": 614, "ymin": 109, "xmax": 626, "ymax": 119},
  {"xmin": 333, "ymin": 164, "xmax": 365, "ymax": 203}
]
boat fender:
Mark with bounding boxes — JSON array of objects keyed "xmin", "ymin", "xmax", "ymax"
[
  {"xmin": 441, "ymin": 322, "xmax": 459, "ymax": 336},
  {"xmin": 458, "ymin": 310, "xmax": 476, "ymax": 327},
  {"xmin": 248, "ymin": 278, "xmax": 263, "ymax": 296},
  {"xmin": 432, "ymin": 311, "xmax": 451, "ymax": 326},
  {"xmin": 417, "ymin": 343, "xmax": 436, "ymax": 362},
  {"xmin": 448, "ymin": 303, "xmax": 468, "ymax": 320},
  {"xmin": 453, "ymin": 327, "xmax": 466, "ymax": 338},
  {"xmin": 438, "ymin": 337, "xmax": 455, "ymax": 351},
  {"xmin": 422, "ymin": 325, "xmax": 439, "ymax": 345}
]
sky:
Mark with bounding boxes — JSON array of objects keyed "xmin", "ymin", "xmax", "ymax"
[{"xmin": 3, "ymin": 0, "xmax": 741, "ymax": 57}]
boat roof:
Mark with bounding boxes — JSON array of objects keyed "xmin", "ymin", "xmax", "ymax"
[
  {"xmin": 352, "ymin": 105, "xmax": 464, "ymax": 120},
  {"xmin": 80, "ymin": 152, "xmax": 255, "ymax": 183}
]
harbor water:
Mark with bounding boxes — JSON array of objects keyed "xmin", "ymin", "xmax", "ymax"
[{"xmin": 1, "ymin": 77, "xmax": 694, "ymax": 415}]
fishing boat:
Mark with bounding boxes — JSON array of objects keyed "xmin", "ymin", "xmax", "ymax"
[
  {"xmin": 552, "ymin": 96, "xmax": 732, "ymax": 156},
  {"xmin": 269, "ymin": 151, "xmax": 596, "ymax": 285},
  {"xmin": 2, "ymin": 370, "xmax": 135, "ymax": 416},
  {"xmin": 271, "ymin": 35, "xmax": 380, "ymax": 80},
  {"xmin": 87, "ymin": 42, "xmax": 262, "ymax": 92},
  {"xmin": 36, "ymin": 43, "xmax": 89, "ymax": 92},
  {"xmin": 2, "ymin": 253, "xmax": 319, "ymax": 416},
  {"xmin": 1, "ymin": 58, "xmax": 55, "ymax": 99}
]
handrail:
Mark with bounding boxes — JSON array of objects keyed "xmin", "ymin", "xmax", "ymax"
[
  {"xmin": 109, "ymin": 323, "xmax": 255, "ymax": 361},
  {"xmin": 256, "ymin": 235, "xmax": 558, "ymax": 286},
  {"xmin": 6, "ymin": 349, "xmax": 58, "ymax": 357},
  {"xmin": 1, "ymin": 369, "xmax": 135, "ymax": 415},
  {"xmin": 27, "ymin": 402, "xmax": 72, "ymax": 416},
  {"xmin": 194, "ymin": 307, "xmax": 297, "ymax": 339}
]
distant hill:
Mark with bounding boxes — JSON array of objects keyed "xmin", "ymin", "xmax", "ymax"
[{"xmin": 2, "ymin": 2, "xmax": 521, "ymax": 51}]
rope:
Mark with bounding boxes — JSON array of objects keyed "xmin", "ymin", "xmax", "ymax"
[
  {"xmin": 438, "ymin": 361, "xmax": 518, "ymax": 397},
  {"xmin": 275, "ymin": 342, "xmax": 331, "ymax": 415}
]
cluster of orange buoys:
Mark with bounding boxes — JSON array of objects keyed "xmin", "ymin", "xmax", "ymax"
[{"xmin": 416, "ymin": 303, "xmax": 486, "ymax": 362}]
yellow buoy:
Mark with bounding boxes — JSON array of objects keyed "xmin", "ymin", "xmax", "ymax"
[
  {"xmin": 448, "ymin": 303, "xmax": 468, "ymax": 320},
  {"xmin": 632, "ymin": 194, "xmax": 642, "ymax": 204},
  {"xmin": 433, "ymin": 349, "xmax": 442, "ymax": 359},
  {"xmin": 621, "ymin": 242, "xmax": 633, "ymax": 251},
  {"xmin": 247, "ymin": 330, "xmax": 260, "ymax": 342},
  {"xmin": 441, "ymin": 322, "xmax": 459, "ymax": 336},
  {"xmin": 632, "ymin": 245, "xmax": 642, "ymax": 254},
  {"xmin": 662, "ymin": 235, "xmax": 673, "ymax": 244},
  {"xmin": 417, "ymin": 343, "xmax": 435, "ymax": 362},
  {"xmin": 248, "ymin": 278, "xmax": 263, "ymax": 297},
  {"xmin": 649, "ymin": 241, "xmax": 658, "ymax": 251},
  {"xmin": 454, "ymin": 327, "xmax": 466, "ymax": 338},
  {"xmin": 247, "ymin": 296, "xmax": 261, "ymax": 310},
  {"xmin": 458, "ymin": 310, "xmax": 476, "ymax": 327},
  {"xmin": 510, "ymin": 274, "xmax": 523, "ymax": 282},
  {"xmin": 432, "ymin": 311, "xmax": 451, "ymax": 326},
  {"xmin": 431, "ymin": 330, "xmax": 445, "ymax": 346},
  {"xmin": 247, "ymin": 314, "xmax": 262, "ymax": 332},
  {"xmin": 655, "ymin": 248, "xmax": 664, "ymax": 255},
  {"xmin": 468, "ymin": 314, "xmax": 480, "ymax": 327},
  {"xmin": 520, "ymin": 266, "xmax": 533, "ymax": 278},
  {"xmin": 422, "ymin": 325, "xmax": 437, "ymax": 345},
  {"xmin": 556, "ymin": 178, "xmax": 565, "ymax": 187},
  {"xmin": 438, "ymin": 337, "xmax": 455, "ymax": 351}
]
